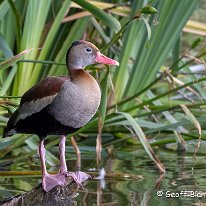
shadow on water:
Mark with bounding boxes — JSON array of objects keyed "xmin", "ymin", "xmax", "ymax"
[{"xmin": 1, "ymin": 142, "xmax": 206, "ymax": 205}]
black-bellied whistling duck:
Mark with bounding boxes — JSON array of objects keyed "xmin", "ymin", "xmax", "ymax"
[{"xmin": 3, "ymin": 40, "xmax": 119, "ymax": 192}]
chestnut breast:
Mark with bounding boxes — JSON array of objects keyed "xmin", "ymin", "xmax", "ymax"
[{"xmin": 48, "ymin": 70, "xmax": 101, "ymax": 128}]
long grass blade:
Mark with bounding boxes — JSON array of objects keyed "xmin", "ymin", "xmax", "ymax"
[
  {"xmin": 180, "ymin": 104, "xmax": 201, "ymax": 158},
  {"xmin": 0, "ymin": 49, "xmax": 33, "ymax": 71},
  {"xmin": 118, "ymin": 112, "xmax": 166, "ymax": 173},
  {"xmin": 72, "ymin": 0, "xmax": 121, "ymax": 31}
]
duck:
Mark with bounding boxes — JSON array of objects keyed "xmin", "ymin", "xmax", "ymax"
[{"xmin": 2, "ymin": 40, "xmax": 119, "ymax": 192}]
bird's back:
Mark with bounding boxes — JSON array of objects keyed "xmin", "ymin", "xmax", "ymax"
[{"xmin": 3, "ymin": 76, "xmax": 68, "ymax": 138}]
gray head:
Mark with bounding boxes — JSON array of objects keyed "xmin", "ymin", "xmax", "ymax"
[{"xmin": 66, "ymin": 40, "xmax": 119, "ymax": 70}]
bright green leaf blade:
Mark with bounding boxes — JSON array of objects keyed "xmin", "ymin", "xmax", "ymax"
[
  {"xmin": 31, "ymin": 0, "xmax": 71, "ymax": 84},
  {"xmin": 72, "ymin": 0, "xmax": 121, "ymax": 31}
]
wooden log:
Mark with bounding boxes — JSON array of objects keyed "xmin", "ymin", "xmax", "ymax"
[{"xmin": 0, "ymin": 177, "xmax": 78, "ymax": 206}]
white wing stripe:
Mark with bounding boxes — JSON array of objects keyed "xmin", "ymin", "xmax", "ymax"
[{"xmin": 14, "ymin": 94, "xmax": 57, "ymax": 125}]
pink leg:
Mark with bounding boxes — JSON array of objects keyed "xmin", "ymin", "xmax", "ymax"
[
  {"xmin": 96, "ymin": 134, "xmax": 102, "ymax": 166},
  {"xmin": 39, "ymin": 136, "xmax": 91, "ymax": 192},
  {"xmin": 39, "ymin": 140, "xmax": 66, "ymax": 192},
  {"xmin": 59, "ymin": 135, "xmax": 67, "ymax": 173},
  {"xmin": 59, "ymin": 135, "xmax": 91, "ymax": 185},
  {"xmin": 39, "ymin": 140, "xmax": 47, "ymax": 175}
]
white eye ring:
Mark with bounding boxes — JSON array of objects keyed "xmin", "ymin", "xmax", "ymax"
[{"xmin": 85, "ymin": 47, "xmax": 92, "ymax": 53}]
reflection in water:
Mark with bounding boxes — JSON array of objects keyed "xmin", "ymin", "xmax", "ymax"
[{"xmin": 1, "ymin": 146, "xmax": 206, "ymax": 205}]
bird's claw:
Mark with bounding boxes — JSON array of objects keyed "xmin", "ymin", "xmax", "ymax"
[
  {"xmin": 63, "ymin": 171, "xmax": 91, "ymax": 187},
  {"xmin": 42, "ymin": 171, "xmax": 91, "ymax": 192},
  {"xmin": 42, "ymin": 173, "xmax": 66, "ymax": 192}
]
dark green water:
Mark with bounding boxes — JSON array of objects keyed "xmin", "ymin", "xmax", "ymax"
[{"xmin": 0, "ymin": 143, "xmax": 206, "ymax": 206}]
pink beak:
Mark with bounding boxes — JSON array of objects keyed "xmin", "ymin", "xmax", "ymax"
[{"xmin": 95, "ymin": 51, "xmax": 119, "ymax": 66}]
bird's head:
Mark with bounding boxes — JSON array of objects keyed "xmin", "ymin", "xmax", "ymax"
[{"xmin": 66, "ymin": 40, "xmax": 119, "ymax": 70}]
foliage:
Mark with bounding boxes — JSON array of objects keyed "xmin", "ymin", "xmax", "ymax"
[{"xmin": 0, "ymin": 0, "xmax": 205, "ymax": 176}]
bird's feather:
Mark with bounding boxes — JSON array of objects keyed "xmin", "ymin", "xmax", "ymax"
[{"xmin": 14, "ymin": 76, "xmax": 69, "ymax": 125}]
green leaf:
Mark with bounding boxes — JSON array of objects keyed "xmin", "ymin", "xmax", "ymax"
[
  {"xmin": 123, "ymin": 0, "xmax": 200, "ymax": 105},
  {"xmin": 0, "ymin": 33, "xmax": 17, "ymax": 96},
  {"xmin": 72, "ymin": 0, "xmax": 121, "ymax": 31},
  {"xmin": 0, "ymin": 33, "xmax": 13, "ymax": 57},
  {"xmin": 7, "ymin": 0, "xmax": 22, "ymax": 50},
  {"xmin": 13, "ymin": 179, "xmax": 33, "ymax": 191},
  {"xmin": 31, "ymin": 0, "xmax": 71, "ymax": 84},
  {"xmin": 141, "ymin": 16, "xmax": 151, "ymax": 41},
  {"xmin": 118, "ymin": 112, "xmax": 165, "ymax": 173},
  {"xmin": 191, "ymin": 37, "xmax": 202, "ymax": 49},
  {"xmin": 141, "ymin": 6, "xmax": 158, "ymax": 14},
  {"xmin": 0, "ymin": 49, "xmax": 33, "ymax": 71},
  {"xmin": 99, "ymin": 69, "xmax": 110, "ymax": 123},
  {"xmin": 180, "ymin": 104, "xmax": 201, "ymax": 157}
]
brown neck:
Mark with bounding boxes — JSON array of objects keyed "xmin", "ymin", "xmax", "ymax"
[
  {"xmin": 68, "ymin": 68, "xmax": 100, "ymax": 93},
  {"xmin": 68, "ymin": 68, "xmax": 98, "ymax": 91},
  {"xmin": 69, "ymin": 68, "xmax": 88, "ymax": 81}
]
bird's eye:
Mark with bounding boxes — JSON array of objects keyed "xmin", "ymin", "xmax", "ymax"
[{"xmin": 85, "ymin": 47, "xmax": 92, "ymax": 53}]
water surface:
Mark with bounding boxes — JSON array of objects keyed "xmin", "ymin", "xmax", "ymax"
[{"xmin": 0, "ymin": 142, "xmax": 206, "ymax": 206}]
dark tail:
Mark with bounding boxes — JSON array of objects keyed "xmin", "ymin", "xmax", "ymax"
[
  {"xmin": 2, "ymin": 128, "xmax": 17, "ymax": 138},
  {"xmin": 2, "ymin": 110, "xmax": 18, "ymax": 138}
]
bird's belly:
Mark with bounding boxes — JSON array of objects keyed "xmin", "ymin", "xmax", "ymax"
[{"xmin": 48, "ymin": 82, "xmax": 101, "ymax": 128}]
